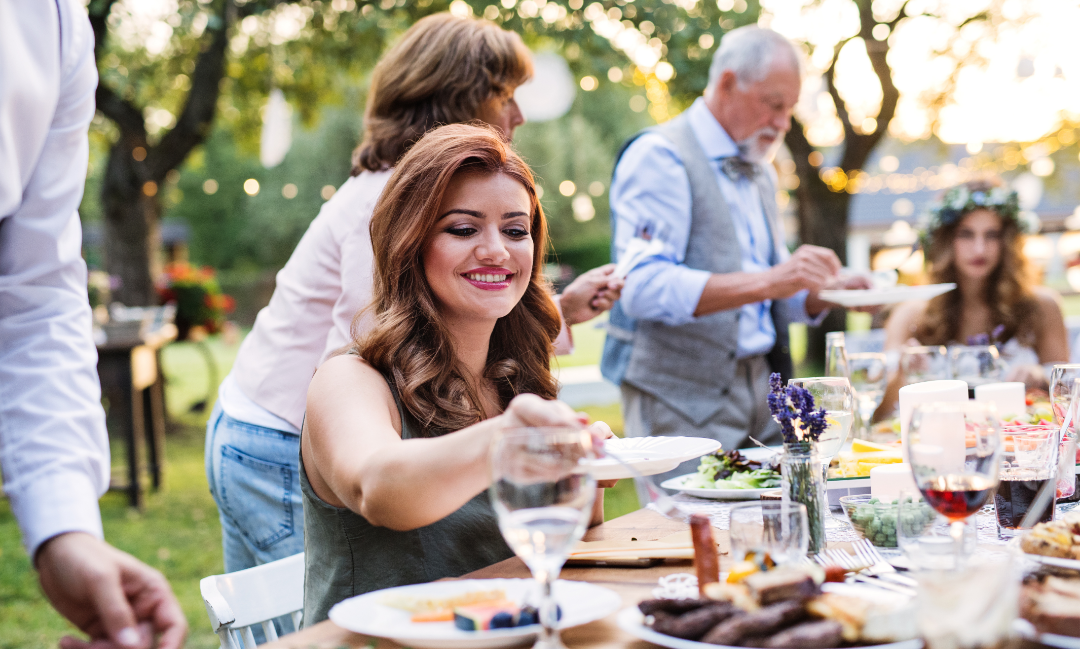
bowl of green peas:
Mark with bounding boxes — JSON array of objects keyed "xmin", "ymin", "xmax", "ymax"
[{"xmin": 839, "ymin": 494, "xmax": 936, "ymax": 548}]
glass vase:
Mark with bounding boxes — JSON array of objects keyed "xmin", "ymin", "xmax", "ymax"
[{"xmin": 781, "ymin": 441, "xmax": 827, "ymax": 554}]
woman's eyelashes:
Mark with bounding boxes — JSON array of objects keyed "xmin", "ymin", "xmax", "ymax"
[{"xmin": 444, "ymin": 223, "xmax": 530, "ymax": 239}]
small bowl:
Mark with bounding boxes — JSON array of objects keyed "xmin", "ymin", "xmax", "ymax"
[{"xmin": 839, "ymin": 495, "xmax": 901, "ymax": 547}]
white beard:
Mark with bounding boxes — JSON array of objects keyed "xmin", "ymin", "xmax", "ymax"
[{"xmin": 737, "ymin": 126, "xmax": 784, "ymax": 164}]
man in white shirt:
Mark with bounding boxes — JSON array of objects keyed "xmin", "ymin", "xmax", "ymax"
[{"xmin": 0, "ymin": 2, "xmax": 185, "ymax": 647}]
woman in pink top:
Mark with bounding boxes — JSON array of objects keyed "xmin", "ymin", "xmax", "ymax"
[{"xmin": 204, "ymin": 12, "xmax": 622, "ymax": 601}]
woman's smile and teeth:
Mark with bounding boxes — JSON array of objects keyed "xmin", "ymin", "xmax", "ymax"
[{"xmin": 463, "ymin": 267, "xmax": 514, "ymax": 290}]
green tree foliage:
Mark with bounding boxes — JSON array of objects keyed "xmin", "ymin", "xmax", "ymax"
[{"xmin": 87, "ymin": 0, "xmax": 759, "ymax": 304}]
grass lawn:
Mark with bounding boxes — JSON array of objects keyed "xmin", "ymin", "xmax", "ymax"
[{"xmin": 0, "ymin": 332, "xmax": 640, "ymax": 648}]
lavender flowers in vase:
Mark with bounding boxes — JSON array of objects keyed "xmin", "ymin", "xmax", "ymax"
[{"xmin": 767, "ymin": 373, "xmax": 828, "ymax": 554}]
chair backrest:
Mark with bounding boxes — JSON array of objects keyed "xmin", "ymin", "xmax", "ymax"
[{"xmin": 201, "ymin": 552, "xmax": 305, "ymax": 649}]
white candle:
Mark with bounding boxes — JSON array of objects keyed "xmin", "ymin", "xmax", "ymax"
[
  {"xmin": 899, "ymin": 379, "xmax": 968, "ymax": 450},
  {"xmin": 870, "ymin": 463, "xmax": 918, "ymax": 501},
  {"xmin": 974, "ymin": 382, "xmax": 1026, "ymax": 420}
]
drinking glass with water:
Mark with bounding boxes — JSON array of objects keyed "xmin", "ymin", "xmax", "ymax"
[{"xmin": 490, "ymin": 427, "xmax": 597, "ymax": 649}]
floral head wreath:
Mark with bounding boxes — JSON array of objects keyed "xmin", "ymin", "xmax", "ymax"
[{"xmin": 917, "ymin": 184, "xmax": 1038, "ymax": 250}]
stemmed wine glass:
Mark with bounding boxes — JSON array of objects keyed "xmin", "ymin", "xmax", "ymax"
[
  {"xmin": 787, "ymin": 377, "xmax": 855, "ymax": 526},
  {"xmin": 849, "ymin": 353, "xmax": 887, "ymax": 441},
  {"xmin": 906, "ymin": 401, "xmax": 1002, "ymax": 567},
  {"xmin": 900, "ymin": 345, "xmax": 949, "ymax": 385},
  {"xmin": 490, "ymin": 427, "xmax": 597, "ymax": 649},
  {"xmin": 1048, "ymin": 364, "xmax": 1080, "ymax": 427}
]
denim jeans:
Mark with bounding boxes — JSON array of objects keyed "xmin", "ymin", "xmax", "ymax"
[
  {"xmin": 205, "ymin": 404, "xmax": 305, "ymax": 637},
  {"xmin": 205, "ymin": 402, "xmax": 305, "ymax": 571}
]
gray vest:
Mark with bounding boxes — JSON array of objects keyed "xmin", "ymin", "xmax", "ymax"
[{"xmin": 600, "ymin": 113, "xmax": 793, "ymax": 426}]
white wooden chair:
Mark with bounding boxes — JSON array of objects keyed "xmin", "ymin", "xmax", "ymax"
[{"xmin": 200, "ymin": 552, "xmax": 305, "ymax": 649}]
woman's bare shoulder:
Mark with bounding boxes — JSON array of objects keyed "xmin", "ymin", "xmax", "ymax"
[
  {"xmin": 882, "ymin": 300, "xmax": 928, "ymax": 347},
  {"xmin": 308, "ymin": 354, "xmax": 394, "ymax": 409},
  {"xmin": 1031, "ymin": 285, "xmax": 1064, "ymax": 310}
]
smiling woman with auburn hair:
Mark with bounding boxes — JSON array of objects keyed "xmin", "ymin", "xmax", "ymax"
[
  {"xmin": 299, "ymin": 124, "xmax": 611, "ymax": 626},
  {"xmin": 205, "ymin": 13, "xmax": 624, "ymax": 592}
]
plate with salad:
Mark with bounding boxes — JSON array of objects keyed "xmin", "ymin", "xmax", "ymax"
[{"xmin": 660, "ymin": 448, "xmax": 782, "ymax": 500}]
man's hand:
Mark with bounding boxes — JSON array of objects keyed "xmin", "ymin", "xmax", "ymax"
[
  {"xmin": 558, "ymin": 264, "xmax": 625, "ymax": 326},
  {"xmin": 767, "ymin": 245, "xmax": 842, "ymax": 300},
  {"xmin": 36, "ymin": 532, "xmax": 187, "ymax": 649}
]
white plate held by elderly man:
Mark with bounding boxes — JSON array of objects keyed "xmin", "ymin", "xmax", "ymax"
[
  {"xmin": 818, "ymin": 284, "xmax": 955, "ymax": 308},
  {"xmin": 587, "ymin": 436, "xmax": 721, "ymax": 481}
]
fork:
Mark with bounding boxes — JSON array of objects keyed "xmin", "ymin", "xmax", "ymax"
[
  {"xmin": 814, "ymin": 550, "xmax": 916, "ymax": 596},
  {"xmin": 601, "ymin": 448, "xmax": 684, "ymax": 520},
  {"xmin": 851, "ymin": 540, "xmax": 918, "ymax": 588}
]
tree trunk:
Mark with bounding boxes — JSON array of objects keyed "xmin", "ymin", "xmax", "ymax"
[
  {"xmin": 90, "ymin": 0, "xmax": 234, "ymax": 306},
  {"xmin": 102, "ymin": 141, "xmax": 161, "ymax": 307}
]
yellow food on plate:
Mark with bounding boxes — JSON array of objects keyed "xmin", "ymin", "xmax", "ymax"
[
  {"xmin": 837, "ymin": 449, "xmax": 903, "ymax": 477},
  {"xmin": 380, "ymin": 589, "xmax": 507, "ymax": 616},
  {"xmin": 851, "ymin": 439, "xmax": 894, "ymax": 453}
]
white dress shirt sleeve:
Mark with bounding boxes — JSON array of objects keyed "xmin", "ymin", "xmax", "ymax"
[
  {"xmin": 610, "ymin": 134, "xmax": 711, "ymax": 326},
  {"xmin": 0, "ymin": 0, "xmax": 109, "ymax": 559}
]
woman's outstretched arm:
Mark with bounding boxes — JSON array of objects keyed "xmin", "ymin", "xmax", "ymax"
[{"xmin": 302, "ymin": 354, "xmax": 585, "ymax": 531}]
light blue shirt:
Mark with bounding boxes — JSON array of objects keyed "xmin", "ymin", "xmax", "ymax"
[{"xmin": 611, "ymin": 98, "xmax": 818, "ymax": 358}]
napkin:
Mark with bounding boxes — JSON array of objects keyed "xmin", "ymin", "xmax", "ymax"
[{"xmin": 567, "ymin": 531, "xmax": 697, "ymax": 561}]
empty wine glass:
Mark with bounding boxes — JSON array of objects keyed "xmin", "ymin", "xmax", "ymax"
[
  {"xmin": 949, "ymin": 344, "xmax": 1004, "ymax": 390},
  {"xmin": 849, "ymin": 352, "xmax": 888, "ymax": 441},
  {"xmin": 900, "ymin": 345, "xmax": 948, "ymax": 386},
  {"xmin": 490, "ymin": 427, "xmax": 597, "ymax": 649},
  {"xmin": 906, "ymin": 402, "xmax": 1002, "ymax": 567}
]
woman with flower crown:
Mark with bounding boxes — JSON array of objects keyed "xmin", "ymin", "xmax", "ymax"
[{"xmin": 877, "ymin": 178, "xmax": 1068, "ymax": 416}]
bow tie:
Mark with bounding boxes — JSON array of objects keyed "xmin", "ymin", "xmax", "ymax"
[{"xmin": 720, "ymin": 156, "xmax": 757, "ymax": 182}]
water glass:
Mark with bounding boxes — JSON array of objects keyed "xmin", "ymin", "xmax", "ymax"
[
  {"xmin": 995, "ymin": 431, "xmax": 1057, "ymax": 537},
  {"xmin": 915, "ymin": 557, "xmax": 1020, "ymax": 649},
  {"xmin": 728, "ymin": 501, "xmax": 809, "ymax": 565},
  {"xmin": 900, "ymin": 345, "xmax": 948, "ymax": 386},
  {"xmin": 849, "ymin": 352, "xmax": 887, "ymax": 440},
  {"xmin": 490, "ymin": 427, "xmax": 596, "ymax": 649}
]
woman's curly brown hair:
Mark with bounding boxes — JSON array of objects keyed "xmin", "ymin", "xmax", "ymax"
[
  {"xmin": 355, "ymin": 123, "xmax": 560, "ymax": 436},
  {"xmin": 352, "ymin": 13, "xmax": 532, "ymax": 174},
  {"xmin": 915, "ymin": 178, "xmax": 1038, "ymax": 346}
]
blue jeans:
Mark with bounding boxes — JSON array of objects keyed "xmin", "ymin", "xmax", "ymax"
[{"xmin": 205, "ymin": 403, "xmax": 305, "ymax": 573}]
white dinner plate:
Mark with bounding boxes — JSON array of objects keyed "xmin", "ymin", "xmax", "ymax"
[
  {"xmin": 818, "ymin": 283, "xmax": 956, "ymax": 308},
  {"xmin": 1008, "ymin": 536, "xmax": 1080, "ymax": 571},
  {"xmin": 588, "ymin": 437, "xmax": 721, "ymax": 481},
  {"xmin": 616, "ymin": 582, "xmax": 923, "ymax": 649},
  {"xmin": 328, "ymin": 578, "xmax": 620, "ymax": 649},
  {"xmin": 659, "ymin": 473, "xmax": 775, "ymax": 500}
]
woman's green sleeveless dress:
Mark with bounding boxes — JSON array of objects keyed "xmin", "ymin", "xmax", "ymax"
[{"xmin": 299, "ymin": 373, "xmax": 514, "ymax": 626}]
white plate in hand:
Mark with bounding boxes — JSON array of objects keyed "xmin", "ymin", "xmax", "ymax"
[
  {"xmin": 659, "ymin": 473, "xmax": 775, "ymax": 500},
  {"xmin": 818, "ymin": 283, "xmax": 956, "ymax": 308},
  {"xmin": 329, "ymin": 578, "xmax": 620, "ymax": 649},
  {"xmin": 588, "ymin": 436, "xmax": 721, "ymax": 481}
]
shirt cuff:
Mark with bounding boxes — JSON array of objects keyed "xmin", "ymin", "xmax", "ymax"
[{"xmin": 8, "ymin": 469, "xmax": 104, "ymax": 561}]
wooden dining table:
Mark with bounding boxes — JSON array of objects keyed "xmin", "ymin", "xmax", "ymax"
[
  {"xmin": 263, "ymin": 508, "xmax": 743, "ymax": 648},
  {"xmin": 261, "ymin": 507, "xmax": 1054, "ymax": 649}
]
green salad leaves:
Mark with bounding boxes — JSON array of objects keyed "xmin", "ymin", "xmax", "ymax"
[{"xmin": 682, "ymin": 450, "xmax": 781, "ymax": 490}]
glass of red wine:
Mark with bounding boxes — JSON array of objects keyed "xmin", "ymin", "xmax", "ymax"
[{"xmin": 906, "ymin": 401, "xmax": 1002, "ymax": 567}]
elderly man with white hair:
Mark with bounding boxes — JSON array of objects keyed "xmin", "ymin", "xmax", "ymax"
[{"xmin": 601, "ymin": 26, "xmax": 862, "ymax": 480}]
